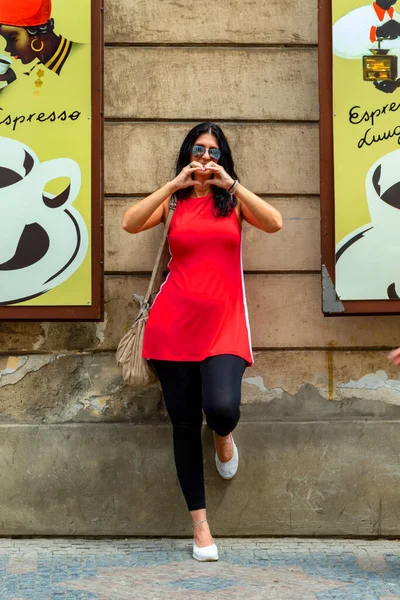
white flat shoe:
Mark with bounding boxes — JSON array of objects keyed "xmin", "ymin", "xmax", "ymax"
[
  {"xmin": 215, "ymin": 435, "xmax": 239, "ymax": 479},
  {"xmin": 193, "ymin": 540, "xmax": 219, "ymax": 562}
]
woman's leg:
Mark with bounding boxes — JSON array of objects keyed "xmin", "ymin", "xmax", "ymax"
[
  {"xmin": 200, "ymin": 354, "xmax": 247, "ymax": 460},
  {"xmin": 152, "ymin": 360, "xmax": 204, "ymax": 510},
  {"xmin": 152, "ymin": 360, "xmax": 214, "ymax": 547}
]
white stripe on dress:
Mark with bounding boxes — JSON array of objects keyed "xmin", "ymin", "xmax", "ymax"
[{"xmin": 240, "ymin": 232, "xmax": 254, "ymax": 364}]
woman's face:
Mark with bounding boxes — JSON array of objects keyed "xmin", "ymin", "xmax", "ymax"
[
  {"xmin": 0, "ymin": 25, "xmax": 37, "ymax": 64},
  {"xmin": 190, "ymin": 133, "xmax": 220, "ymax": 172}
]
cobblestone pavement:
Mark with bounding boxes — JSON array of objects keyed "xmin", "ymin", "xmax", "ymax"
[{"xmin": 0, "ymin": 537, "xmax": 400, "ymax": 599}]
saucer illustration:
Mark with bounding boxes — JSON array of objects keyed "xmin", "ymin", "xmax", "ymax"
[
  {"xmin": 0, "ymin": 136, "xmax": 88, "ymax": 305},
  {"xmin": 336, "ymin": 149, "xmax": 400, "ymax": 300}
]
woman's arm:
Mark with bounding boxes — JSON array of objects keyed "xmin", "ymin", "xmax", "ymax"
[
  {"xmin": 121, "ymin": 182, "xmax": 175, "ymax": 234},
  {"xmin": 203, "ymin": 163, "xmax": 283, "ymax": 233},
  {"xmin": 121, "ymin": 163, "xmax": 203, "ymax": 234},
  {"xmin": 388, "ymin": 348, "xmax": 400, "ymax": 366},
  {"xmin": 235, "ymin": 184, "xmax": 283, "ymax": 233}
]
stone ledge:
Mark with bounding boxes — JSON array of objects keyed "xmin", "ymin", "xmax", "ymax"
[
  {"xmin": 2, "ymin": 352, "xmax": 400, "ymax": 423},
  {"xmin": 104, "ymin": 48, "xmax": 318, "ymax": 121},
  {"xmin": 105, "ymin": 197, "xmax": 321, "ymax": 273},
  {"xmin": 104, "ymin": 122, "xmax": 319, "ymax": 196},
  {"xmin": 0, "ymin": 421, "xmax": 398, "ymax": 536},
  {"xmin": 104, "ymin": 0, "xmax": 317, "ymax": 45}
]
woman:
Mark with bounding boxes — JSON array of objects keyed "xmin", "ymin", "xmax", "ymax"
[
  {"xmin": 122, "ymin": 123, "xmax": 282, "ymax": 561},
  {"xmin": 0, "ymin": 0, "xmax": 75, "ymax": 92}
]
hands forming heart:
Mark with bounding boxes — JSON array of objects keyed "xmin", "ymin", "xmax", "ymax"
[
  {"xmin": 172, "ymin": 161, "xmax": 235, "ymax": 192},
  {"xmin": 202, "ymin": 162, "xmax": 235, "ymax": 191}
]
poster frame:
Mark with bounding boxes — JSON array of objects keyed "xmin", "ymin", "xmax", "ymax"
[
  {"xmin": 0, "ymin": 0, "xmax": 104, "ymax": 321},
  {"xmin": 319, "ymin": 0, "xmax": 400, "ymax": 315}
]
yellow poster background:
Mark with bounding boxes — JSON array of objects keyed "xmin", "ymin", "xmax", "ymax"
[
  {"xmin": 332, "ymin": 0, "xmax": 400, "ymax": 301},
  {"xmin": 333, "ymin": 0, "xmax": 400, "ymax": 243},
  {"xmin": 0, "ymin": 0, "xmax": 92, "ymax": 306}
]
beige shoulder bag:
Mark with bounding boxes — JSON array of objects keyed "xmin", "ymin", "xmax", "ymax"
[{"xmin": 116, "ymin": 195, "xmax": 177, "ymax": 387}]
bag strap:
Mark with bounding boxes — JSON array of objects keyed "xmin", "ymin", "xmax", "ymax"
[{"xmin": 142, "ymin": 194, "xmax": 177, "ymax": 308}]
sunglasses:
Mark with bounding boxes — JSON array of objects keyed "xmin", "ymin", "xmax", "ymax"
[{"xmin": 191, "ymin": 145, "xmax": 221, "ymax": 162}]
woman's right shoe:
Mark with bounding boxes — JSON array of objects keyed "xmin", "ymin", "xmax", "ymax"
[
  {"xmin": 215, "ymin": 434, "xmax": 239, "ymax": 479},
  {"xmin": 193, "ymin": 540, "xmax": 219, "ymax": 562}
]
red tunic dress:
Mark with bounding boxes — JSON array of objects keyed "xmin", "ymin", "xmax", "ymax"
[{"xmin": 142, "ymin": 193, "xmax": 253, "ymax": 365}]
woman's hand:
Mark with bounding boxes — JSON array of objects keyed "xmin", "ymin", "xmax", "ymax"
[
  {"xmin": 388, "ymin": 347, "xmax": 400, "ymax": 366},
  {"xmin": 203, "ymin": 163, "xmax": 235, "ymax": 190},
  {"xmin": 170, "ymin": 162, "xmax": 203, "ymax": 191}
]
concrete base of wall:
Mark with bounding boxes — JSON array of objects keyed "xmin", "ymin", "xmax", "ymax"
[{"xmin": 1, "ymin": 417, "xmax": 399, "ymax": 537}]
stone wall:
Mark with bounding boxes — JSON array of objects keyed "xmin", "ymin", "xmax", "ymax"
[{"xmin": 1, "ymin": 0, "xmax": 400, "ymax": 536}]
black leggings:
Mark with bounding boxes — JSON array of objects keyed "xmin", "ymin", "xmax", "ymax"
[{"xmin": 152, "ymin": 354, "xmax": 247, "ymax": 511}]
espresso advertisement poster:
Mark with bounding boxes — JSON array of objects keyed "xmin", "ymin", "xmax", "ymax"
[
  {"xmin": 333, "ymin": 0, "xmax": 400, "ymax": 301},
  {"xmin": 0, "ymin": 0, "xmax": 102, "ymax": 318}
]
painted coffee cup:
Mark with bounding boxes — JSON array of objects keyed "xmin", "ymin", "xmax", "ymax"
[{"xmin": 0, "ymin": 136, "xmax": 81, "ymax": 265}]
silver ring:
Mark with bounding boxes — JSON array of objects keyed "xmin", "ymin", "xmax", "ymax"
[{"xmin": 189, "ymin": 163, "xmax": 193, "ymax": 168}]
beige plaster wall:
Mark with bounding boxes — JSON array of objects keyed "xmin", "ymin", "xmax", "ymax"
[{"xmin": 1, "ymin": 0, "xmax": 400, "ymax": 422}]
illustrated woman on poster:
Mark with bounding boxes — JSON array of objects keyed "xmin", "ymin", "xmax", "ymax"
[
  {"xmin": 0, "ymin": 0, "xmax": 76, "ymax": 93},
  {"xmin": 0, "ymin": 0, "xmax": 91, "ymax": 305},
  {"xmin": 333, "ymin": 0, "xmax": 400, "ymax": 92}
]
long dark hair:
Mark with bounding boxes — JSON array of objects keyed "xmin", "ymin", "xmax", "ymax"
[{"xmin": 175, "ymin": 122, "xmax": 239, "ymax": 217}]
